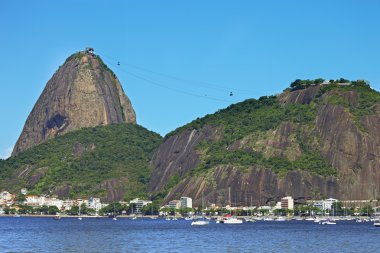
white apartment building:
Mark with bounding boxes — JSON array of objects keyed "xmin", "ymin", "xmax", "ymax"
[
  {"xmin": 130, "ymin": 198, "xmax": 152, "ymax": 213},
  {"xmin": 44, "ymin": 197, "xmax": 64, "ymax": 210},
  {"xmin": 88, "ymin": 197, "xmax": 102, "ymax": 211},
  {"xmin": 313, "ymin": 198, "xmax": 338, "ymax": 210},
  {"xmin": 180, "ymin": 197, "xmax": 192, "ymax": 209},
  {"xmin": 25, "ymin": 195, "xmax": 45, "ymax": 207}
]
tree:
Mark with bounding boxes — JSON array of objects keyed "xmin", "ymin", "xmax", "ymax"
[
  {"xmin": 48, "ymin": 206, "xmax": 59, "ymax": 215},
  {"xmin": 314, "ymin": 78, "xmax": 325, "ymax": 85},
  {"xmin": 14, "ymin": 194, "xmax": 26, "ymax": 203},
  {"xmin": 290, "ymin": 79, "xmax": 304, "ymax": 91},
  {"xmin": 66, "ymin": 206, "xmax": 79, "ymax": 215},
  {"xmin": 141, "ymin": 203, "xmax": 160, "ymax": 215},
  {"xmin": 360, "ymin": 205, "xmax": 374, "ymax": 216}
]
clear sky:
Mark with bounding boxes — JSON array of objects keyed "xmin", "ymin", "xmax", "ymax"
[{"xmin": 1, "ymin": 0, "xmax": 379, "ymax": 159}]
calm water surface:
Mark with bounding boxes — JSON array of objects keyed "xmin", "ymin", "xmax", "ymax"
[{"xmin": 0, "ymin": 217, "xmax": 379, "ymax": 253}]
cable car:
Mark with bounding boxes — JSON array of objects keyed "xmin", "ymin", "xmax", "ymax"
[
  {"xmin": 117, "ymin": 62, "xmax": 120, "ymax": 66},
  {"xmin": 230, "ymin": 92, "xmax": 233, "ymax": 96}
]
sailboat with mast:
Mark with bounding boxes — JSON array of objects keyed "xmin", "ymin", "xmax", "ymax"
[
  {"xmin": 191, "ymin": 193, "xmax": 209, "ymax": 226},
  {"xmin": 218, "ymin": 187, "xmax": 243, "ymax": 224}
]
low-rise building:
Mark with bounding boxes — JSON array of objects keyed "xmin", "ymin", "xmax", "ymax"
[
  {"xmin": 312, "ymin": 198, "xmax": 338, "ymax": 210},
  {"xmin": 167, "ymin": 200, "xmax": 181, "ymax": 209},
  {"xmin": 0, "ymin": 191, "xmax": 14, "ymax": 206},
  {"xmin": 25, "ymin": 195, "xmax": 45, "ymax": 207},
  {"xmin": 44, "ymin": 197, "xmax": 63, "ymax": 210}
]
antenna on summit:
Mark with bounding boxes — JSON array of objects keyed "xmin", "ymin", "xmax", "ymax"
[{"xmin": 85, "ymin": 47, "xmax": 95, "ymax": 55}]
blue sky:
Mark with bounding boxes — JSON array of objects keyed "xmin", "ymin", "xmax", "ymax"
[{"xmin": 1, "ymin": 0, "xmax": 379, "ymax": 159}]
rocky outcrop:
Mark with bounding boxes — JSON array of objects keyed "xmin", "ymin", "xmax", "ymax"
[
  {"xmin": 315, "ymin": 93, "xmax": 380, "ymax": 200},
  {"xmin": 148, "ymin": 125, "xmax": 222, "ymax": 192},
  {"xmin": 278, "ymin": 85, "xmax": 320, "ymax": 104},
  {"xmin": 149, "ymin": 85, "xmax": 380, "ymax": 206},
  {"xmin": 12, "ymin": 51, "xmax": 136, "ymax": 156},
  {"xmin": 165, "ymin": 166, "xmax": 338, "ymax": 207}
]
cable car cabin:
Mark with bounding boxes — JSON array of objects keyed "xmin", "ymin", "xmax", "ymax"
[{"xmin": 230, "ymin": 92, "xmax": 233, "ymax": 96}]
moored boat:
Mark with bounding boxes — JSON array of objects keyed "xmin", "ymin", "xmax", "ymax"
[
  {"xmin": 191, "ymin": 219, "xmax": 209, "ymax": 226},
  {"xmin": 219, "ymin": 214, "xmax": 243, "ymax": 224}
]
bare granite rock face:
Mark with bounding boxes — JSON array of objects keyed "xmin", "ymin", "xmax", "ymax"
[
  {"xmin": 149, "ymin": 86, "xmax": 380, "ymax": 206},
  {"xmin": 12, "ymin": 51, "xmax": 136, "ymax": 156}
]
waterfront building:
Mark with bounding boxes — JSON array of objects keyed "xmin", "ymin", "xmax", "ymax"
[
  {"xmin": 312, "ymin": 198, "xmax": 338, "ymax": 210},
  {"xmin": 274, "ymin": 202, "xmax": 282, "ymax": 210},
  {"xmin": 180, "ymin": 197, "xmax": 192, "ymax": 209},
  {"xmin": 25, "ymin": 195, "xmax": 45, "ymax": 207},
  {"xmin": 44, "ymin": 197, "xmax": 63, "ymax": 210},
  {"xmin": 0, "ymin": 191, "xmax": 14, "ymax": 206},
  {"xmin": 88, "ymin": 197, "xmax": 102, "ymax": 211},
  {"xmin": 130, "ymin": 198, "xmax": 152, "ymax": 213},
  {"xmin": 62, "ymin": 199, "xmax": 75, "ymax": 211},
  {"xmin": 167, "ymin": 200, "xmax": 181, "ymax": 209},
  {"xmin": 281, "ymin": 196, "xmax": 294, "ymax": 210}
]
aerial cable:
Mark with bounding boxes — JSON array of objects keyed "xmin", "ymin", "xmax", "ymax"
[
  {"xmin": 104, "ymin": 60, "xmax": 233, "ymax": 103},
  {"xmin": 97, "ymin": 51, "xmax": 259, "ymax": 94}
]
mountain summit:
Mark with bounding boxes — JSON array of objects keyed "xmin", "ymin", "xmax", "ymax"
[{"xmin": 12, "ymin": 49, "xmax": 136, "ymax": 156}]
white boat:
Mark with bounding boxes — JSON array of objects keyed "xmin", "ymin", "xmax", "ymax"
[
  {"xmin": 263, "ymin": 217, "xmax": 274, "ymax": 221},
  {"xmin": 374, "ymin": 222, "xmax": 380, "ymax": 227},
  {"xmin": 191, "ymin": 220, "xmax": 209, "ymax": 226},
  {"xmin": 305, "ymin": 217, "xmax": 315, "ymax": 221},
  {"xmin": 245, "ymin": 217, "xmax": 256, "ymax": 222},
  {"xmin": 276, "ymin": 217, "xmax": 287, "ymax": 221},
  {"xmin": 219, "ymin": 215, "xmax": 243, "ymax": 224},
  {"xmin": 113, "ymin": 217, "xmax": 117, "ymax": 221},
  {"xmin": 78, "ymin": 217, "xmax": 82, "ymax": 220},
  {"xmin": 320, "ymin": 219, "xmax": 336, "ymax": 225}
]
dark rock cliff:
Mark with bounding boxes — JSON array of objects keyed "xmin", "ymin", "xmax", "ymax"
[
  {"xmin": 149, "ymin": 85, "xmax": 380, "ymax": 206},
  {"xmin": 12, "ymin": 51, "xmax": 136, "ymax": 156}
]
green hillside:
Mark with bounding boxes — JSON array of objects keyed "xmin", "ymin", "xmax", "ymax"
[
  {"xmin": 0, "ymin": 124, "xmax": 162, "ymax": 200},
  {"xmin": 168, "ymin": 80, "xmax": 380, "ymax": 178}
]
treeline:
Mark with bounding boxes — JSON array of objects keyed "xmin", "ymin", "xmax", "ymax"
[{"xmin": 287, "ymin": 78, "xmax": 370, "ymax": 91}]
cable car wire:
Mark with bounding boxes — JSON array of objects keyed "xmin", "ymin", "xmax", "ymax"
[{"xmin": 97, "ymin": 50, "xmax": 259, "ymax": 94}]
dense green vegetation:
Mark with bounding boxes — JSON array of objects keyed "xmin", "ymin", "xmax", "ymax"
[
  {"xmin": 166, "ymin": 81, "xmax": 380, "ymax": 181},
  {"xmin": 0, "ymin": 124, "xmax": 162, "ymax": 200},
  {"xmin": 317, "ymin": 81, "xmax": 380, "ymax": 130},
  {"xmin": 170, "ymin": 95, "xmax": 336, "ymax": 177}
]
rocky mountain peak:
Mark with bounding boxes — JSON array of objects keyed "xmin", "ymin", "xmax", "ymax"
[{"xmin": 12, "ymin": 49, "xmax": 136, "ymax": 156}]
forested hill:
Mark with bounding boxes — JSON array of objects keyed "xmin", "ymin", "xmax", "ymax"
[
  {"xmin": 0, "ymin": 124, "xmax": 162, "ymax": 202},
  {"xmin": 149, "ymin": 79, "xmax": 380, "ymax": 206}
]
